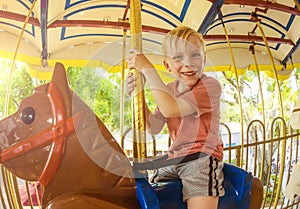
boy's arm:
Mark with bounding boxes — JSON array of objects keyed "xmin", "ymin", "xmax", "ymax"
[
  {"xmin": 144, "ymin": 105, "xmax": 165, "ymax": 135},
  {"xmin": 142, "ymin": 69, "xmax": 196, "ymax": 118},
  {"xmin": 127, "ymin": 51, "xmax": 196, "ymax": 118},
  {"xmin": 126, "ymin": 71, "xmax": 165, "ymax": 134}
]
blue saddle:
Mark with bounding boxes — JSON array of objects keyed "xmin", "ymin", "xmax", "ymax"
[{"xmin": 136, "ymin": 163, "xmax": 252, "ymax": 209}]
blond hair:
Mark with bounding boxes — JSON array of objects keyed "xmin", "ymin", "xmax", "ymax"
[{"xmin": 162, "ymin": 26, "xmax": 205, "ymax": 56}]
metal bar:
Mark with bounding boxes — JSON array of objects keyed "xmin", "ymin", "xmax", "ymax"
[
  {"xmin": 41, "ymin": 0, "xmax": 48, "ymax": 63},
  {"xmin": 48, "ymin": 20, "xmax": 294, "ymax": 45},
  {"xmin": 4, "ymin": 0, "xmax": 38, "ymax": 116},
  {"xmin": 120, "ymin": 29, "xmax": 127, "ymax": 145},
  {"xmin": 294, "ymin": 0, "xmax": 300, "ymax": 11},
  {"xmin": 205, "ymin": 34, "xmax": 294, "ymax": 45},
  {"xmin": 130, "ymin": 0, "xmax": 147, "ymax": 161},
  {"xmin": 250, "ymin": 44, "xmax": 266, "ymax": 125},
  {"xmin": 208, "ymin": 0, "xmax": 300, "ymax": 15},
  {"xmin": 0, "ymin": 10, "xmax": 40, "ymax": 26},
  {"xmin": 25, "ymin": 181, "xmax": 34, "ymax": 209},
  {"xmin": 282, "ymin": 38, "xmax": 300, "ymax": 65},
  {"xmin": 198, "ymin": 0, "xmax": 226, "ymax": 34},
  {"xmin": 219, "ymin": 12, "xmax": 245, "ymax": 166},
  {"xmin": 254, "ymin": 15, "xmax": 284, "ymax": 118},
  {"xmin": 122, "ymin": 0, "xmax": 130, "ymax": 20}
]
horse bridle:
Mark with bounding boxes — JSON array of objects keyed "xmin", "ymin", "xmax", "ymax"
[{"xmin": 0, "ymin": 82, "xmax": 84, "ymax": 187}]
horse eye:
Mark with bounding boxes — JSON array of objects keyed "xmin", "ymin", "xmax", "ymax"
[{"xmin": 21, "ymin": 107, "xmax": 35, "ymax": 124}]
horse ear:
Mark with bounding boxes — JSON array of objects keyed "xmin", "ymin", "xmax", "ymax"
[
  {"xmin": 51, "ymin": 62, "xmax": 72, "ymax": 116},
  {"xmin": 52, "ymin": 62, "xmax": 69, "ymax": 86}
]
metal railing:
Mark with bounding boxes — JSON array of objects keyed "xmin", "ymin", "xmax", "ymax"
[{"xmin": 1, "ymin": 118, "xmax": 300, "ymax": 208}]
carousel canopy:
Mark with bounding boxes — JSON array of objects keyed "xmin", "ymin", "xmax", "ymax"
[{"xmin": 0, "ymin": 0, "xmax": 299, "ymax": 80}]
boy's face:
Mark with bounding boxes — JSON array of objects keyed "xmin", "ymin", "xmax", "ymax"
[{"xmin": 164, "ymin": 34, "xmax": 206, "ymax": 88}]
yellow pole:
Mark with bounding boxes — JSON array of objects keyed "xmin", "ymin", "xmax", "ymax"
[
  {"xmin": 4, "ymin": 0, "xmax": 37, "ymax": 116},
  {"xmin": 255, "ymin": 16, "xmax": 285, "ymax": 208},
  {"xmin": 2, "ymin": 2, "xmax": 38, "ymax": 208},
  {"xmin": 250, "ymin": 45, "xmax": 266, "ymax": 125},
  {"xmin": 256, "ymin": 21, "xmax": 284, "ymax": 118},
  {"xmin": 130, "ymin": 0, "xmax": 147, "ymax": 160},
  {"xmin": 250, "ymin": 48, "xmax": 266, "ymax": 181},
  {"xmin": 120, "ymin": 29, "xmax": 127, "ymax": 146},
  {"xmin": 222, "ymin": 22, "xmax": 244, "ymax": 167}
]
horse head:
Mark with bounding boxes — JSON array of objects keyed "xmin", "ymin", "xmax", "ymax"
[
  {"xmin": 290, "ymin": 92, "xmax": 300, "ymax": 129},
  {"xmin": 0, "ymin": 62, "xmax": 139, "ymax": 209},
  {"xmin": 284, "ymin": 164, "xmax": 300, "ymax": 200}
]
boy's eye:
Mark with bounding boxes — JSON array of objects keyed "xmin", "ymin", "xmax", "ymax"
[
  {"xmin": 172, "ymin": 55, "xmax": 183, "ymax": 60},
  {"xmin": 192, "ymin": 53, "xmax": 202, "ymax": 58}
]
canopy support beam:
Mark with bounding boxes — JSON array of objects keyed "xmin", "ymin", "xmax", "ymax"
[
  {"xmin": 41, "ymin": 0, "xmax": 48, "ymax": 66},
  {"xmin": 208, "ymin": 0, "xmax": 300, "ymax": 15},
  {"xmin": 198, "ymin": 0, "xmax": 225, "ymax": 34},
  {"xmin": 282, "ymin": 38, "xmax": 300, "ymax": 65}
]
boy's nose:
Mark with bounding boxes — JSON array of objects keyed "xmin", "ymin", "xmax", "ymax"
[{"xmin": 182, "ymin": 57, "xmax": 194, "ymax": 67}]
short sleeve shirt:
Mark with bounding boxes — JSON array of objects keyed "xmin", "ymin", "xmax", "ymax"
[{"xmin": 153, "ymin": 74, "xmax": 223, "ymax": 161}]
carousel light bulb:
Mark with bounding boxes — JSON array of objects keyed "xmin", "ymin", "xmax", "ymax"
[
  {"xmin": 2, "ymin": 4, "xmax": 8, "ymax": 10},
  {"xmin": 103, "ymin": 16, "xmax": 110, "ymax": 22}
]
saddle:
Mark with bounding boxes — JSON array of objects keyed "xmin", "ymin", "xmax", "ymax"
[{"xmin": 133, "ymin": 153, "xmax": 263, "ymax": 209}]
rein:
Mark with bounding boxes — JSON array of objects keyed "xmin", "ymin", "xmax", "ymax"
[
  {"xmin": 0, "ymin": 82, "xmax": 84, "ymax": 187},
  {"xmin": 292, "ymin": 108, "xmax": 300, "ymax": 113}
]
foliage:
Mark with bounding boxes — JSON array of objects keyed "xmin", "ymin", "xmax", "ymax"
[
  {"xmin": 0, "ymin": 59, "xmax": 34, "ymax": 118},
  {"xmin": 0, "ymin": 58, "xmax": 299, "ymax": 138},
  {"xmin": 219, "ymin": 68, "xmax": 299, "ymax": 126}
]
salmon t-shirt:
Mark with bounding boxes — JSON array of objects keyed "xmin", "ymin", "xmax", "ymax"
[{"xmin": 153, "ymin": 74, "xmax": 224, "ymax": 161}]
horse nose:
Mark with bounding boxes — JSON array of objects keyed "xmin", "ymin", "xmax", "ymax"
[
  {"xmin": 0, "ymin": 130, "xmax": 9, "ymax": 151},
  {"xmin": 0, "ymin": 117, "xmax": 16, "ymax": 150}
]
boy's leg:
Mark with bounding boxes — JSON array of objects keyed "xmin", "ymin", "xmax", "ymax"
[
  {"xmin": 151, "ymin": 165, "xmax": 178, "ymax": 182},
  {"xmin": 177, "ymin": 156, "xmax": 224, "ymax": 206},
  {"xmin": 187, "ymin": 196, "xmax": 219, "ymax": 209}
]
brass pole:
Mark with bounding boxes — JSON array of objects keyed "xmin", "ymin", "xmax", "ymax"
[
  {"xmin": 4, "ymin": 0, "xmax": 37, "ymax": 116},
  {"xmin": 250, "ymin": 47, "xmax": 267, "ymax": 180},
  {"xmin": 250, "ymin": 45, "xmax": 266, "ymax": 125},
  {"xmin": 253, "ymin": 17, "xmax": 284, "ymax": 118},
  {"xmin": 221, "ymin": 21, "xmax": 244, "ymax": 167},
  {"xmin": 120, "ymin": 29, "xmax": 127, "ymax": 147},
  {"xmin": 130, "ymin": 0, "xmax": 147, "ymax": 160},
  {"xmin": 2, "ymin": 1, "xmax": 38, "ymax": 208},
  {"xmin": 255, "ymin": 19, "xmax": 285, "ymax": 208}
]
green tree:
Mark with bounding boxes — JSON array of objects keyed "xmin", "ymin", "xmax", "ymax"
[{"xmin": 0, "ymin": 59, "xmax": 34, "ymax": 118}]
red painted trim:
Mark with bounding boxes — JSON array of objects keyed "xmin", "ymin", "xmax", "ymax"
[
  {"xmin": 204, "ymin": 34, "xmax": 294, "ymax": 45},
  {"xmin": 208, "ymin": 0, "xmax": 300, "ymax": 16},
  {"xmin": 48, "ymin": 20, "xmax": 170, "ymax": 34},
  {"xmin": 48, "ymin": 20, "xmax": 293, "ymax": 45},
  {"xmin": 0, "ymin": 10, "xmax": 40, "ymax": 26}
]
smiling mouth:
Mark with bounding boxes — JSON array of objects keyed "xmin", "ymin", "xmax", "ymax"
[{"xmin": 181, "ymin": 71, "xmax": 197, "ymax": 76}]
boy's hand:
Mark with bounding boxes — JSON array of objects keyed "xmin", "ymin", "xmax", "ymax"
[
  {"xmin": 128, "ymin": 49, "xmax": 154, "ymax": 71},
  {"xmin": 125, "ymin": 72, "xmax": 136, "ymax": 96}
]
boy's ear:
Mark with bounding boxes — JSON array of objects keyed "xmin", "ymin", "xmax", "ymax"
[{"xmin": 163, "ymin": 60, "xmax": 171, "ymax": 72}]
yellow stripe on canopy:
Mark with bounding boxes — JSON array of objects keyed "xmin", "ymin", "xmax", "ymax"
[{"xmin": 0, "ymin": 50, "xmax": 298, "ymax": 82}]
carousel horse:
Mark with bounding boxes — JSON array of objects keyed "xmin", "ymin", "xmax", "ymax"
[
  {"xmin": 284, "ymin": 94, "xmax": 300, "ymax": 200},
  {"xmin": 284, "ymin": 164, "xmax": 300, "ymax": 200},
  {"xmin": 0, "ymin": 62, "xmax": 263, "ymax": 209},
  {"xmin": 290, "ymin": 90, "xmax": 300, "ymax": 129}
]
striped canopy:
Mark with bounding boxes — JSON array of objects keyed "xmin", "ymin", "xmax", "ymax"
[{"xmin": 0, "ymin": 0, "xmax": 299, "ymax": 80}]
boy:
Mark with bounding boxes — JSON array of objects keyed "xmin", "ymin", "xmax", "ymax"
[{"xmin": 127, "ymin": 26, "xmax": 224, "ymax": 209}]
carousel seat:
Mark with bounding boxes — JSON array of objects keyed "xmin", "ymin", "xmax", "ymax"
[{"xmin": 136, "ymin": 163, "xmax": 257, "ymax": 209}]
